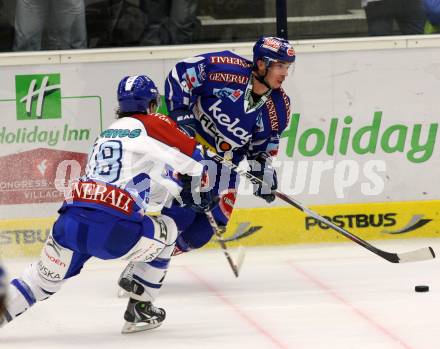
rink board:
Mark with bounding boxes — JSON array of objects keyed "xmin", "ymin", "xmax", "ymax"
[
  {"xmin": 221, "ymin": 200, "xmax": 440, "ymax": 248},
  {"xmin": 1, "ymin": 200, "xmax": 439, "ymax": 258},
  {"xmin": 1, "ymin": 38, "xmax": 440, "ymax": 258}
]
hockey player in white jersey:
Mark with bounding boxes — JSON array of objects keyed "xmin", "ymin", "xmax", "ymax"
[{"xmin": 1, "ymin": 75, "xmax": 215, "ymax": 333}]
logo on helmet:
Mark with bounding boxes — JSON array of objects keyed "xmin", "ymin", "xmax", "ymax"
[
  {"xmin": 261, "ymin": 38, "xmax": 282, "ymax": 52},
  {"xmin": 287, "ymin": 48, "xmax": 295, "ymax": 56},
  {"xmin": 124, "ymin": 75, "xmax": 140, "ymax": 91}
]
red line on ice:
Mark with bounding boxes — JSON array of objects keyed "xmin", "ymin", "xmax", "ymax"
[
  {"xmin": 183, "ymin": 265, "xmax": 291, "ymax": 349},
  {"xmin": 287, "ymin": 261, "xmax": 414, "ymax": 349}
]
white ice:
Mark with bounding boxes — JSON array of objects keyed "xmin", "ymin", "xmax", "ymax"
[{"xmin": 1, "ymin": 239, "xmax": 439, "ymax": 349}]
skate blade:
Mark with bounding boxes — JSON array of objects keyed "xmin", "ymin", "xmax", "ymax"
[{"xmin": 121, "ymin": 320, "xmax": 163, "ymax": 334}]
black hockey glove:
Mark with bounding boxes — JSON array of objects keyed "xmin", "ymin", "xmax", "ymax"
[
  {"xmin": 169, "ymin": 109, "xmax": 197, "ymax": 137},
  {"xmin": 249, "ymin": 155, "xmax": 277, "ymax": 203},
  {"xmin": 179, "ymin": 174, "xmax": 219, "ymax": 213}
]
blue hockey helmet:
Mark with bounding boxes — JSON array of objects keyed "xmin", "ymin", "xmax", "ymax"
[
  {"xmin": 117, "ymin": 75, "xmax": 160, "ymax": 113},
  {"xmin": 253, "ymin": 36, "xmax": 296, "ymax": 67},
  {"xmin": 424, "ymin": 0, "xmax": 440, "ymax": 25}
]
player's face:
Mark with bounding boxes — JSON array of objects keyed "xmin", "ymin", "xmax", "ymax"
[{"xmin": 265, "ymin": 61, "xmax": 292, "ymax": 89}]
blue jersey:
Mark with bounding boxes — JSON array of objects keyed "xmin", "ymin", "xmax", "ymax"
[{"xmin": 165, "ymin": 50, "xmax": 291, "ymax": 165}]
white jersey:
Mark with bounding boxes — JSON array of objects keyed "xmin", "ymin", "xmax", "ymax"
[{"xmin": 74, "ymin": 113, "xmax": 204, "ymax": 216}]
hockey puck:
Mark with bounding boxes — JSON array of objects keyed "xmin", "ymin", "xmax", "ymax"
[{"xmin": 415, "ymin": 285, "xmax": 429, "ymax": 292}]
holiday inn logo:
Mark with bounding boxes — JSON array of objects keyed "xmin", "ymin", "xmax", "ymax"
[
  {"xmin": 281, "ymin": 112, "xmax": 438, "ymax": 163},
  {"xmin": 15, "ymin": 74, "xmax": 61, "ymax": 120},
  {"xmin": 0, "ymin": 73, "xmax": 101, "ymax": 149}
]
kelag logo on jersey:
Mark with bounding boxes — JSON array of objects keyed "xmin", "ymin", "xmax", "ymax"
[
  {"xmin": 15, "ymin": 74, "xmax": 62, "ymax": 120},
  {"xmin": 213, "ymin": 87, "xmax": 243, "ymax": 102},
  {"xmin": 207, "ymin": 100, "xmax": 251, "ymax": 143},
  {"xmin": 195, "ymin": 99, "xmax": 251, "ymax": 152}
]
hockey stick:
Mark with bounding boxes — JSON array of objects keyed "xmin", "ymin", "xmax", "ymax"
[
  {"xmin": 205, "ymin": 211, "xmax": 245, "ymax": 277},
  {"xmin": 220, "ymin": 223, "xmax": 263, "ymax": 242},
  {"xmin": 206, "ymin": 150, "xmax": 436, "ymax": 264}
]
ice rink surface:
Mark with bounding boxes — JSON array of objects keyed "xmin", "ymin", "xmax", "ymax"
[{"xmin": 1, "ymin": 239, "xmax": 439, "ymax": 349}]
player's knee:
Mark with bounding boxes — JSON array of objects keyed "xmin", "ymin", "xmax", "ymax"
[
  {"xmin": 156, "ymin": 215, "xmax": 178, "ymax": 246},
  {"xmin": 120, "ymin": 215, "xmax": 178, "ymax": 262},
  {"xmin": 37, "ymin": 234, "xmax": 74, "ymax": 286}
]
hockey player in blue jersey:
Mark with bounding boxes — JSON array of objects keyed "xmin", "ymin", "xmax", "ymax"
[
  {"xmin": 164, "ymin": 36, "xmax": 295, "ymax": 253},
  {"xmin": 0, "ymin": 75, "xmax": 215, "ymax": 333}
]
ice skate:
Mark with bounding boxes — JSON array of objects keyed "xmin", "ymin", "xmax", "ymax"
[{"xmin": 121, "ymin": 298, "xmax": 166, "ymax": 334}]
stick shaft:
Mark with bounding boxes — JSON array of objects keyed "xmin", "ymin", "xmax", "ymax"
[{"xmin": 205, "ymin": 211, "xmax": 240, "ymax": 276}]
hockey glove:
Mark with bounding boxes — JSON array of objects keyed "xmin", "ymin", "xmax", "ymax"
[
  {"xmin": 249, "ymin": 155, "xmax": 277, "ymax": 203},
  {"xmin": 179, "ymin": 174, "xmax": 218, "ymax": 213},
  {"xmin": 169, "ymin": 109, "xmax": 197, "ymax": 137}
]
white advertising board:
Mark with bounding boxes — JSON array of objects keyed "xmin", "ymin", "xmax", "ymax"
[
  {"xmin": 271, "ymin": 46, "xmax": 440, "ymax": 207},
  {"xmin": 0, "ymin": 42, "xmax": 439, "ymax": 221}
]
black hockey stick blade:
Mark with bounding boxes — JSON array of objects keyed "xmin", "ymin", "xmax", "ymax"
[{"xmin": 219, "ymin": 225, "xmax": 263, "ymax": 242}]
